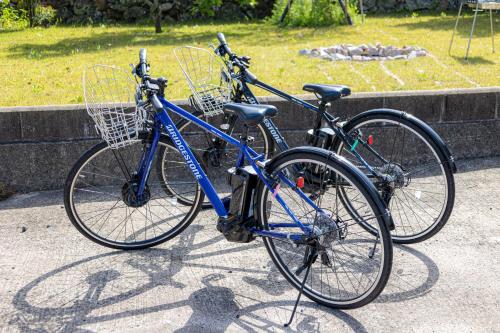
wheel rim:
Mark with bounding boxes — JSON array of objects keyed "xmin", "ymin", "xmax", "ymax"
[
  {"xmin": 69, "ymin": 139, "xmax": 202, "ymax": 248},
  {"xmin": 259, "ymin": 158, "xmax": 388, "ymax": 305},
  {"xmin": 337, "ymin": 119, "xmax": 449, "ymax": 241}
]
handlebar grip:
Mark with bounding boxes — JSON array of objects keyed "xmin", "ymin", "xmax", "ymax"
[
  {"xmin": 216, "ymin": 32, "xmax": 234, "ymax": 59},
  {"xmin": 139, "ymin": 48, "xmax": 147, "ymax": 63},
  {"xmin": 138, "ymin": 48, "xmax": 148, "ymax": 77},
  {"xmin": 217, "ymin": 32, "xmax": 227, "ymax": 45}
]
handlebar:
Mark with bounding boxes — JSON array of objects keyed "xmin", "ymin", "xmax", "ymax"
[
  {"xmin": 215, "ymin": 32, "xmax": 256, "ymax": 83},
  {"xmin": 135, "ymin": 48, "xmax": 149, "ymax": 78},
  {"xmin": 216, "ymin": 32, "xmax": 227, "ymax": 45},
  {"xmin": 139, "ymin": 48, "xmax": 147, "ymax": 64},
  {"xmin": 216, "ymin": 32, "xmax": 251, "ymax": 67},
  {"xmin": 132, "ymin": 48, "xmax": 168, "ymax": 100},
  {"xmin": 216, "ymin": 32, "xmax": 235, "ymax": 60}
]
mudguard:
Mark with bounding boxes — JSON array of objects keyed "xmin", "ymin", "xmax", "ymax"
[{"xmin": 337, "ymin": 109, "xmax": 457, "ymax": 173}]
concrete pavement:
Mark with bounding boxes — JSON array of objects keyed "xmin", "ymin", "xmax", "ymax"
[{"xmin": 0, "ymin": 157, "xmax": 499, "ymax": 332}]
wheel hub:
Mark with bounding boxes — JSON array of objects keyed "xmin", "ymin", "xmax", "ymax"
[
  {"xmin": 121, "ymin": 182, "xmax": 151, "ymax": 208},
  {"xmin": 311, "ymin": 212, "xmax": 347, "ymax": 267},
  {"xmin": 314, "ymin": 212, "xmax": 347, "ymax": 236},
  {"xmin": 313, "ymin": 212, "xmax": 347, "ymax": 247},
  {"xmin": 379, "ymin": 163, "xmax": 410, "ymax": 189}
]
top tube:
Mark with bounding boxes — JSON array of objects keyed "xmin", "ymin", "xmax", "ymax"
[
  {"xmin": 251, "ymin": 80, "xmax": 319, "ymax": 113},
  {"xmin": 157, "ymin": 96, "xmax": 261, "ymax": 159}
]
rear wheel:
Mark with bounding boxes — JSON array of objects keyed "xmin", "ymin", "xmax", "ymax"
[
  {"xmin": 335, "ymin": 112, "xmax": 455, "ymax": 244},
  {"xmin": 255, "ymin": 148, "xmax": 393, "ymax": 309},
  {"xmin": 64, "ymin": 133, "xmax": 204, "ymax": 250}
]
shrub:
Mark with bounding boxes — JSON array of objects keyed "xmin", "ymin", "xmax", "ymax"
[
  {"xmin": 33, "ymin": 5, "xmax": 57, "ymax": 27},
  {"xmin": 192, "ymin": 0, "xmax": 257, "ymax": 17},
  {"xmin": 0, "ymin": 1, "xmax": 56, "ymax": 29},
  {"xmin": 269, "ymin": 0, "xmax": 360, "ymax": 27},
  {"xmin": 0, "ymin": 0, "xmax": 29, "ymax": 30},
  {"xmin": 192, "ymin": 0, "xmax": 223, "ymax": 16}
]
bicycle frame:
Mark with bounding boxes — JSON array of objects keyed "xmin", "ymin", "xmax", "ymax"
[
  {"xmin": 135, "ymin": 94, "xmax": 325, "ymax": 242},
  {"xmin": 235, "ymin": 77, "xmax": 384, "ymax": 178}
]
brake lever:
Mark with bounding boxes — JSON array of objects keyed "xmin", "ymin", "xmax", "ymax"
[
  {"xmin": 214, "ymin": 45, "xmax": 225, "ymax": 57},
  {"xmin": 134, "ymin": 63, "xmax": 151, "ymax": 79},
  {"xmin": 241, "ymin": 56, "xmax": 251, "ymax": 63},
  {"xmin": 233, "ymin": 58, "xmax": 250, "ymax": 70}
]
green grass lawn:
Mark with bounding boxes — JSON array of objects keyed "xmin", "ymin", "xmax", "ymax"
[{"xmin": 0, "ymin": 11, "xmax": 498, "ymax": 107}]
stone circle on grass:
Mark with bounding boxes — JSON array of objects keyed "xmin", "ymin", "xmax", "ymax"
[{"xmin": 300, "ymin": 43, "xmax": 428, "ymax": 61}]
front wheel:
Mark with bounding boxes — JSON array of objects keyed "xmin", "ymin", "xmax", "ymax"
[
  {"xmin": 64, "ymin": 133, "xmax": 204, "ymax": 250},
  {"xmin": 255, "ymin": 147, "xmax": 393, "ymax": 309},
  {"xmin": 334, "ymin": 111, "xmax": 455, "ymax": 244}
]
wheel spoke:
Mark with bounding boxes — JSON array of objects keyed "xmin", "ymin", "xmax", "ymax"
[
  {"xmin": 337, "ymin": 117, "xmax": 452, "ymax": 241},
  {"xmin": 260, "ymin": 156, "xmax": 389, "ymax": 305},
  {"xmin": 67, "ymin": 138, "xmax": 201, "ymax": 248}
]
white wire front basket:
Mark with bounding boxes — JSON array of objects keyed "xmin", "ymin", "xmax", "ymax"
[
  {"xmin": 174, "ymin": 46, "xmax": 232, "ymax": 116},
  {"xmin": 83, "ymin": 65, "xmax": 145, "ymax": 149}
]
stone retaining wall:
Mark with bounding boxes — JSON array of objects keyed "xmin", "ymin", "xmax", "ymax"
[
  {"xmin": 35, "ymin": 0, "xmax": 275, "ymax": 23},
  {"xmin": 31, "ymin": 1, "xmax": 459, "ymax": 23},
  {"xmin": 0, "ymin": 87, "xmax": 499, "ymax": 192},
  {"xmin": 362, "ymin": 0, "xmax": 461, "ymax": 12}
]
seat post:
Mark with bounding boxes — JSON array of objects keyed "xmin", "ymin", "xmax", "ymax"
[
  {"xmin": 308, "ymin": 101, "xmax": 327, "ymax": 147},
  {"xmin": 315, "ymin": 101, "xmax": 327, "ymax": 127},
  {"xmin": 240, "ymin": 124, "xmax": 250, "ymax": 144}
]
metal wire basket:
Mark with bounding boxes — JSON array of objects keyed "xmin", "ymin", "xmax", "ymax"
[
  {"xmin": 174, "ymin": 46, "xmax": 232, "ymax": 116},
  {"xmin": 83, "ymin": 65, "xmax": 145, "ymax": 149}
]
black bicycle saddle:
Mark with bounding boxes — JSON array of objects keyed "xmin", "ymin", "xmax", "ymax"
[
  {"xmin": 223, "ymin": 103, "xmax": 277, "ymax": 126},
  {"xmin": 303, "ymin": 84, "xmax": 351, "ymax": 103}
]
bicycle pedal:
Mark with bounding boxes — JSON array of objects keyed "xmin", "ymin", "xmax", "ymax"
[
  {"xmin": 320, "ymin": 252, "xmax": 332, "ymax": 267},
  {"xmin": 295, "ymin": 264, "xmax": 308, "ymax": 276},
  {"xmin": 256, "ymin": 159, "xmax": 270, "ymax": 168}
]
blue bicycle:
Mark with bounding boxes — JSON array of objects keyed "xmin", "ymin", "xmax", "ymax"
[{"xmin": 65, "ymin": 50, "xmax": 393, "ymax": 309}]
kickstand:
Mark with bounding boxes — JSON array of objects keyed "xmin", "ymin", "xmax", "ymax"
[
  {"xmin": 284, "ymin": 263, "xmax": 312, "ymax": 327},
  {"xmin": 284, "ymin": 242, "xmax": 319, "ymax": 328},
  {"xmin": 368, "ymin": 235, "xmax": 379, "ymax": 259}
]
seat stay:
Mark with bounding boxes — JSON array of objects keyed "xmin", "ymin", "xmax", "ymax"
[{"xmin": 241, "ymin": 146, "xmax": 318, "ymax": 236}]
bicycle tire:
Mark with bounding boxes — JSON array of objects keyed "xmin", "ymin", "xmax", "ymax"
[
  {"xmin": 255, "ymin": 147, "xmax": 393, "ymax": 309},
  {"xmin": 333, "ymin": 110, "xmax": 455, "ymax": 244},
  {"xmin": 64, "ymin": 132, "xmax": 204, "ymax": 250}
]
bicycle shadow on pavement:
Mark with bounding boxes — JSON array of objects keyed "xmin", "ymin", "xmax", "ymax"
[
  {"xmin": 242, "ymin": 244, "xmax": 440, "ymax": 304},
  {"xmin": 6, "ymin": 219, "xmax": 439, "ymax": 332}
]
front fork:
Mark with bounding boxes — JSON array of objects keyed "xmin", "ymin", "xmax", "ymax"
[{"xmin": 135, "ymin": 123, "xmax": 161, "ymax": 197}]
